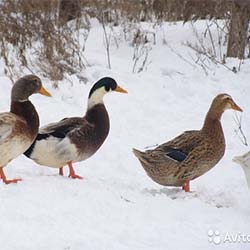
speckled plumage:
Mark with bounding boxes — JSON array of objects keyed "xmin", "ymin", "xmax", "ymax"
[{"xmin": 133, "ymin": 94, "xmax": 242, "ymax": 191}]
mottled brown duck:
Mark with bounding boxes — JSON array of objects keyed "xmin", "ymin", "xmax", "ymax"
[
  {"xmin": 0, "ymin": 75, "xmax": 51, "ymax": 184},
  {"xmin": 133, "ymin": 94, "xmax": 242, "ymax": 192},
  {"xmin": 24, "ymin": 77, "xmax": 127, "ymax": 179}
]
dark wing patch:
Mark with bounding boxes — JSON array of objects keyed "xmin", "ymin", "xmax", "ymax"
[
  {"xmin": 39, "ymin": 117, "xmax": 86, "ymax": 137},
  {"xmin": 36, "ymin": 133, "xmax": 50, "ymax": 140},
  {"xmin": 23, "ymin": 143, "xmax": 34, "ymax": 157},
  {"xmin": 158, "ymin": 130, "xmax": 202, "ymax": 155},
  {"xmin": 165, "ymin": 148, "xmax": 187, "ymax": 162},
  {"xmin": 24, "ymin": 117, "xmax": 92, "ymax": 158},
  {"xmin": 49, "ymin": 127, "xmax": 73, "ymax": 139}
]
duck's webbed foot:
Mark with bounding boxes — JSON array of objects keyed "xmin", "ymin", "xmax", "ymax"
[
  {"xmin": 67, "ymin": 161, "xmax": 83, "ymax": 179},
  {"xmin": 0, "ymin": 167, "xmax": 22, "ymax": 184},
  {"xmin": 182, "ymin": 180, "xmax": 190, "ymax": 192},
  {"xmin": 59, "ymin": 167, "xmax": 64, "ymax": 176}
]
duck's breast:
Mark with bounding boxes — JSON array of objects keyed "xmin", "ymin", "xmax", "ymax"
[
  {"xmin": 0, "ymin": 120, "xmax": 32, "ymax": 166},
  {"xmin": 28, "ymin": 136, "xmax": 80, "ymax": 168}
]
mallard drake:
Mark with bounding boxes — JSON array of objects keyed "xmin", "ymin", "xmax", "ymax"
[
  {"xmin": 0, "ymin": 75, "xmax": 51, "ymax": 184},
  {"xmin": 233, "ymin": 151, "xmax": 250, "ymax": 190},
  {"xmin": 24, "ymin": 77, "xmax": 127, "ymax": 179},
  {"xmin": 133, "ymin": 94, "xmax": 242, "ymax": 192}
]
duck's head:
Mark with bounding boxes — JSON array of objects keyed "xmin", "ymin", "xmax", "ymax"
[
  {"xmin": 11, "ymin": 75, "xmax": 51, "ymax": 102},
  {"xmin": 209, "ymin": 93, "xmax": 242, "ymax": 118},
  {"xmin": 88, "ymin": 77, "xmax": 127, "ymax": 109}
]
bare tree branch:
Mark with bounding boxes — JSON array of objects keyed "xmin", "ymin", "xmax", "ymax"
[{"xmin": 234, "ymin": 112, "xmax": 248, "ymax": 146}]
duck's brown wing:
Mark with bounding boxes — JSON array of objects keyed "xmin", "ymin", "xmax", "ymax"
[
  {"xmin": 153, "ymin": 130, "xmax": 203, "ymax": 159},
  {"xmin": 39, "ymin": 117, "xmax": 93, "ymax": 139}
]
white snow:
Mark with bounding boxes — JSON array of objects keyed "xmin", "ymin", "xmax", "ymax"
[{"xmin": 0, "ymin": 20, "xmax": 250, "ymax": 250}]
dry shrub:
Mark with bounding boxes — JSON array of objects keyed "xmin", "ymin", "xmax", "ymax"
[
  {"xmin": 0, "ymin": 0, "xmax": 89, "ymax": 83},
  {"xmin": 1, "ymin": 0, "xmax": 249, "ymax": 83},
  {"xmin": 80, "ymin": 0, "xmax": 156, "ymax": 24}
]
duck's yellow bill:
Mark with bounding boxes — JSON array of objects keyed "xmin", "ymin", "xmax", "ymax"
[
  {"xmin": 115, "ymin": 85, "xmax": 128, "ymax": 94},
  {"xmin": 38, "ymin": 86, "xmax": 51, "ymax": 97}
]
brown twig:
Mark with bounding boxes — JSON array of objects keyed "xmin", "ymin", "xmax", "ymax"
[{"xmin": 233, "ymin": 112, "xmax": 248, "ymax": 146}]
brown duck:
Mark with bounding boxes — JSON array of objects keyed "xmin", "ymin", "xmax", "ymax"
[
  {"xmin": 24, "ymin": 77, "xmax": 127, "ymax": 179},
  {"xmin": 0, "ymin": 75, "xmax": 51, "ymax": 184},
  {"xmin": 133, "ymin": 94, "xmax": 242, "ymax": 192}
]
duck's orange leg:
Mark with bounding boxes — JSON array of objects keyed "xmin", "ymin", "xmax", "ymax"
[
  {"xmin": 59, "ymin": 167, "xmax": 64, "ymax": 176},
  {"xmin": 67, "ymin": 161, "xmax": 83, "ymax": 179},
  {"xmin": 0, "ymin": 167, "xmax": 22, "ymax": 184},
  {"xmin": 182, "ymin": 180, "xmax": 190, "ymax": 192}
]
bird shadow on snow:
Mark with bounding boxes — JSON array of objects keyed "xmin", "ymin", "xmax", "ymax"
[
  {"xmin": 143, "ymin": 187, "xmax": 182, "ymax": 198},
  {"xmin": 142, "ymin": 187, "xmax": 234, "ymax": 209}
]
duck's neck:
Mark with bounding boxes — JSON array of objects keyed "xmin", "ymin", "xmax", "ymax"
[
  {"xmin": 201, "ymin": 107, "xmax": 224, "ymax": 136},
  {"xmin": 10, "ymin": 100, "xmax": 39, "ymax": 136},
  {"xmin": 87, "ymin": 89, "xmax": 105, "ymax": 110},
  {"xmin": 85, "ymin": 103, "xmax": 110, "ymax": 136}
]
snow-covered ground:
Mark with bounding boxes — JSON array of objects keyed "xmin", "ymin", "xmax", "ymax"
[{"xmin": 0, "ymin": 20, "xmax": 250, "ymax": 250}]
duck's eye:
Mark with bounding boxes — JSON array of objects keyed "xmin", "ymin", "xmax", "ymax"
[{"xmin": 105, "ymin": 86, "xmax": 110, "ymax": 92}]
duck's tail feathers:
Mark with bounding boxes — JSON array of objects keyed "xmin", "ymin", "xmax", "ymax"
[
  {"xmin": 132, "ymin": 148, "xmax": 144, "ymax": 157},
  {"xmin": 233, "ymin": 151, "xmax": 250, "ymax": 166},
  {"xmin": 133, "ymin": 148, "xmax": 150, "ymax": 164}
]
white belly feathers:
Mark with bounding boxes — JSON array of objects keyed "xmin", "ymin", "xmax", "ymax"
[{"xmin": 29, "ymin": 136, "xmax": 82, "ymax": 168}]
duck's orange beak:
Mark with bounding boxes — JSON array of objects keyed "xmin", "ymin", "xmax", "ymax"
[
  {"xmin": 115, "ymin": 85, "xmax": 128, "ymax": 94},
  {"xmin": 231, "ymin": 101, "xmax": 243, "ymax": 112},
  {"xmin": 38, "ymin": 86, "xmax": 51, "ymax": 97}
]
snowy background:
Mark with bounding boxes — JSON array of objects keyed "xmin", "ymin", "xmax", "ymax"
[{"xmin": 0, "ymin": 20, "xmax": 250, "ymax": 250}]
